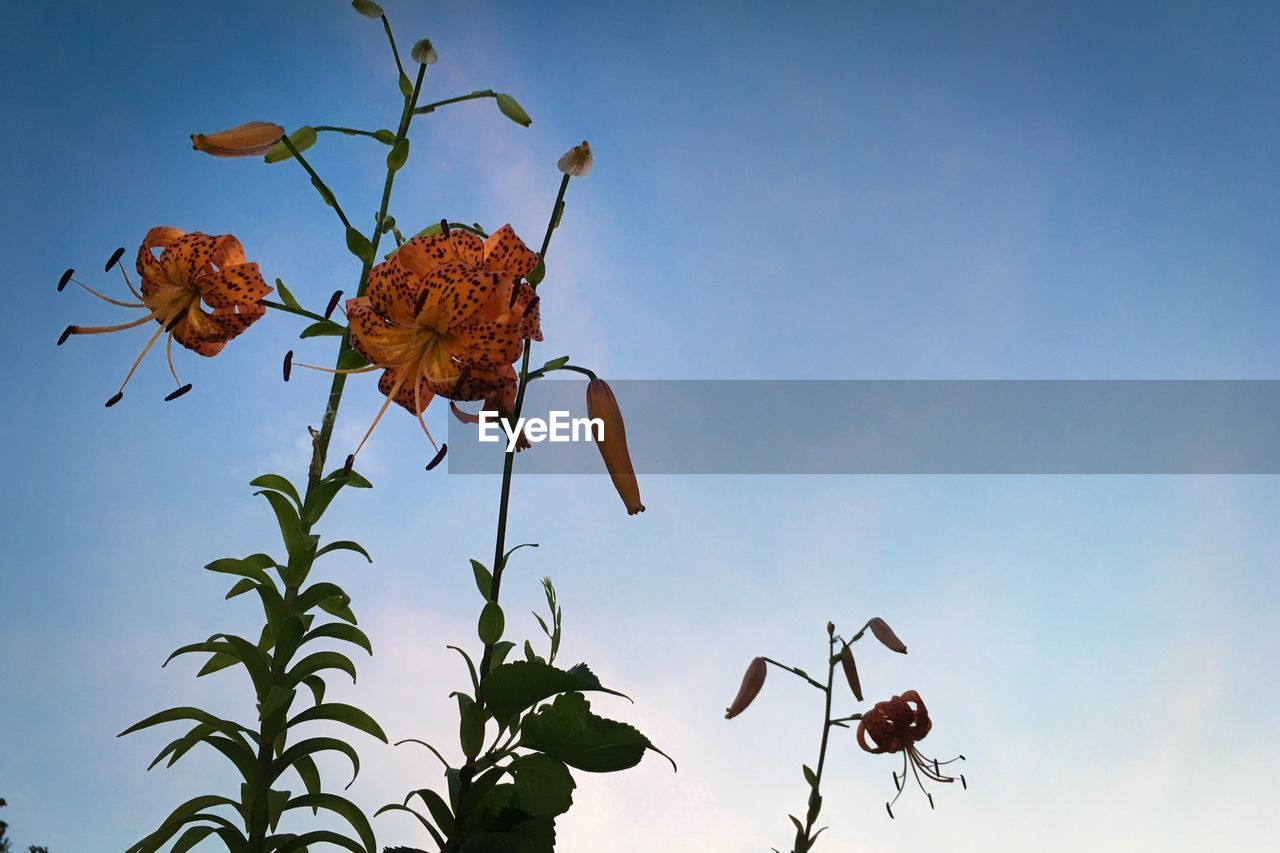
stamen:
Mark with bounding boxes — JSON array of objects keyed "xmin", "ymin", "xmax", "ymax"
[
  {"xmin": 105, "ymin": 247, "xmax": 126, "ymax": 272},
  {"xmin": 343, "ymin": 454, "xmax": 355, "ymax": 474},
  {"xmin": 289, "ymin": 360, "xmax": 378, "ymax": 376},
  {"xmin": 70, "ymin": 277, "xmax": 145, "ymax": 308},
  {"xmin": 440, "ymin": 219, "xmax": 451, "ymax": 236},
  {"xmin": 164, "ymin": 384, "xmax": 193, "ymax": 401},
  {"xmin": 509, "ymin": 280, "xmax": 524, "ymax": 308},
  {"xmin": 108, "ymin": 323, "xmax": 167, "ymax": 404},
  {"xmin": 164, "ymin": 333, "xmax": 187, "ymax": 398},
  {"xmin": 57, "ymin": 326, "xmax": 75, "ymax": 346},
  {"xmin": 414, "ymin": 376, "xmax": 440, "ymax": 452},
  {"xmin": 426, "ymin": 444, "xmax": 447, "ymax": 470},
  {"xmin": 414, "ymin": 289, "xmax": 430, "ymax": 316},
  {"xmin": 105, "ymin": 392, "xmax": 123, "ymax": 408},
  {"xmin": 57, "ymin": 268, "xmax": 74, "ymax": 292},
  {"xmin": 283, "ymin": 351, "xmax": 293, "ymax": 381},
  {"xmin": 117, "ymin": 261, "xmax": 143, "ymax": 300},
  {"xmin": 960, "ymin": 775, "xmax": 967, "ymax": 790},
  {"xmin": 165, "ymin": 310, "xmax": 186, "ymax": 333},
  {"xmin": 926, "ymin": 792, "xmax": 935, "ymax": 810},
  {"xmin": 885, "ymin": 803, "xmax": 894, "ymax": 820},
  {"xmin": 65, "ymin": 309, "xmax": 163, "ymax": 337},
  {"xmin": 347, "ymin": 371, "xmax": 408, "ymax": 464},
  {"xmin": 324, "ymin": 290, "xmax": 343, "ymax": 319}
]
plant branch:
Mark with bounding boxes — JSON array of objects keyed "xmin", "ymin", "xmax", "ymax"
[
  {"xmin": 413, "ymin": 89, "xmax": 496, "ymax": 115},
  {"xmin": 261, "ymin": 299, "xmax": 329, "ymax": 324},
  {"xmin": 280, "ymin": 135, "xmax": 351, "ymax": 230}
]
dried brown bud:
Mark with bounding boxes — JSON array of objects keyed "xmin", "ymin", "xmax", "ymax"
[
  {"xmin": 864, "ymin": 617, "xmax": 907, "ymax": 654},
  {"xmin": 840, "ymin": 643, "xmax": 863, "ymax": 701},
  {"xmin": 190, "ymin": 121, "xmax": 285, "ymax": 157},
  {"xmin": 586, "ymin": 378, "xmax": 644, "ymax": 515},
  {"xmin": 725, "ymin": 656, "xmax": 767, "ymax": 719}
]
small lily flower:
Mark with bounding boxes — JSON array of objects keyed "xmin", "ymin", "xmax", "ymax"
[
  {"xmin": 724, "ymin": 656, "xmax": 767, "ymax": 719},
  {"xmin": 292, "ymin": 224, "xmax": 542, "ymax": 467},
  {"xmin": 59, "ymin": 227, "xmax": 271, "ymax": 405},
  {"xmin": 586, "ymin": 378, "xmax": 644, "ymax": 514},
  {"xmin": 856, "ymin": 690, "xmax": 965, "ymax": 818},
  {"xmin": 190, "ymin": 121, "xmax": 285, "ymax": 157},
  {"xmin": 557, "ymin": 140, "xmax": 593, "ymax": 178}
]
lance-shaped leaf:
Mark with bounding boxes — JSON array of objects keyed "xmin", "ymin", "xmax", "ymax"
[
  {"xmin": 249, "ymin": 474, "xmax": 302, "ymax": 508},
  {"xmin": 302, "ymin": 622, "xmax": 373, "ymax": 655},
  {"xmin": 316, "ymin": 539, "xmax": 372, "ymax": 562},
  {"xmin": 204, "ymin": 554, "xmax": 276, "ymax": 586},
  {"xmin": 374, "ymin": 804, "xmax": 444, "ymax": 848},
  {"xmin": 297, "ymin": 581, "xmax": 351, "ymax": 614},
  {"xmin": 408, "ymin": 788, "xmax": 457, "ymax": 838},
  {"xmin": 300, "ymin": 320, "xmax": 346, "ymax": 339},
  {"xmin": 256, "ymin": 489, "xmax": 303, "ymax": 554},
  {"xmin": 272, "ymin": 830, "xmax": 366, "ymax": 853},
  {"xmin": 275, "ymin": 737, "xmax": 361, "ymax": 789},
  {"xmin": 125, "ymin": 794, "xmax": 243, "ymax": 853},
  {"xmin": 519, "ymin": 692, "xmax": 674, "ymax": 773},
  {"xmin": 484, "ymin": 660, "xmax": 629, "ymax": 722},
  {"xmin": 287, "ymin": 650, "xmax": 358, "ymax": 686},
  {"xmin": 285, "ymin": 793, "xmax": 377, "ymax": 853},
  {"xmin": 288, "ymin": 703, "xmax": 387, "ymax": 742},
  {"xmin": 120, "ymin": 706, "xmax": 253, "ymax": 743},
  {"xmin": 863, "ymin": 617, "xmax": 908, "ymax": 654},
  {"xmin": 263, "ymin": 125, "xmax": 318, "ymax": 163}
]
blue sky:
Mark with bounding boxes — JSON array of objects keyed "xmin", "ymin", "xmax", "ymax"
[{"xmin": 2, "ymin": 1, "xmax": 1278, "ymax": 850}]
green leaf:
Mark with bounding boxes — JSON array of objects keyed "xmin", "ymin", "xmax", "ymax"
[
  {"xmin": 213, "ymin": 633, "xmax": 274, "ymax": 697},
  {"xmin": 297, "ymin": 581, "xmax": 350, "ymax": 614},
  {"xmin": 264, "ymin": 125, "xmax": 318, "ymax": 164},
  {"xmin": 550, "ymin": 200, "xmax": 564, "ymax": 231},
  {"xmin": 411, "ymin": 788, "xmax": 457, "ymax": 839},
  {"xmin": 275, "ymin": 737, "xmax": 362, "ymax": 789},
  {"xmin": 260, "ymin": 685, "xmax": 296, "ymax": 721},
  {"xmin": 225, "ymin": 577, "xmax": 257, "ymax": 599},
  {"xmin": 302, "ymin": 674, "xmax": 326, "ymax": 706},
  {"xmin": 803, "ymin": 764, "xmax": 817, "ymax": 787},
  {"xmin": 285, "ymin": 793, "xmax": 377, "ymax": 853},
  {"xmin": 125, "ymin": 794, "xmax": 241, "ymax": 853},
  {"xmin": 539, "ymin": 355, "xmax": 569, "ymax": 373},
  {"xmin": 509, "ymin": 753, "xmax": 576, "ymax": 817},
  {"xmin": 471, "ymin": 559, "xmax": 492, "ymax": 599},
  {"xmin": 519, "ymin": 692, "xmax": 673, "ymax": 773},
  {"xmin": 250, "ymin": 474, "xmax": 302, "ymax": 508},
  {"xmin": 316, "ymin": 539, "xmax": 373, "ymax": 562},
  {"xmin": 287, "ymin": 651, "xmax": 358, "ymax": 686},
  {"xmin": 256, "ymin": 489, "xmax": 303, "ymax": 554},
  {"xmin": 346, "ymin": 227, "xmax": 376, "ymax": 264},
  {"xmin": 204, "ymin": 556, "xmax": 273, "ymax": 586},
  {"xmin": 273, "ymin": 830, "xmax": 366, "ymax": 853},
  {"xmin": 374, "ymin": 804, "xmax": 443, "ymax": 848},
  {"xmin": 372, "ymin": 128, "xmax": 397, "ymax": 145},
  {"xmin": 477, "ymin": 601, "xmax": 505, "ymax": 644},
  {"xmin": 526, "ymin": 259, "xmax": 546, "ymax": 286},
  {"xmin": 302, "ymin": 478, "xmax": 350, "ymax": 524},
  {"xmin": 299, "ymin": 320, "xmax": 346, "ymax": 338},
  {"xmin": 387, "ymin": 137, "xmax": 410, "ymax": 172},
  {"xmin": 312, "ymin": 174, "xmax": 338, "ymax": 208},
  {"xmin": 118, "ymin": 706, "xmax": 251, "ymax": 741},
  {"xmin": 488, "ymin": 640, "xmax": 517, "ymax": 673},
  {"xmin": 303, "ymin": 622, "xmax": 373, "ymax": 655},
  {"xmin": 458, "ymin": 695, "xmax": 485, "ymax": 758},
  {"xmin": 485, "ymin": 660, "xmax": 629, "ymax": 722},
  {"xmin": 338, "ymin": 347, "xmax": 370, "ymax": 370},
  {"xmin": 288, "ymin": 703, "xmax": 387, "ymax": 742},
  {"xmin": 275, "ymin": 278, "xmax": 301, "ymax": 309},
  {"xmin": 495, "ymin": 93, "xmax": 532, "ymax": 127},
  {"xmin": 398, "ymin": 72, "xmax": 414, "ymax": 97},
  {"xmin": 500, "ymin": 542, "xmax": 539, "ymax": 569}
]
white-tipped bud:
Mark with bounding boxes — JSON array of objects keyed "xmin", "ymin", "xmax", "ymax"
[{"xmin": 557, "ymin": 140, "xmax": 593, "ymax": 177}]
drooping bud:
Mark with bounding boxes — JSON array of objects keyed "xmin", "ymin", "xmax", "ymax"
[
  {"xmin": 351, "ymin": 0, "xmax": 384, "ymax": 19},
  {"xmin": 190, "ymin": 121, "xmax": 285, "ymax": 157},
  {"xmin": 411, "ymin": 38, "xmax": 438, "ymax": 65},
  {"xmin": 585, "ymin": 378, "xmax": 644, "ymax": 515},
  {"xmin": 840, "ymin": 643, "xmax": 863, "ymax": 701},
  {"xmin": 863, "ymin": 617, "xmax": 907, "ymax": 654},
  {"xmin": 724, "ymin": 656, "xmax": 767, "ymax": 719},
  {"xmin": 495, "ymin": 93, "xmax": 532, "ymax": 127},
  {"xmin": 557, "ymin": 140, "xmax": 593, "ymax": 178}
]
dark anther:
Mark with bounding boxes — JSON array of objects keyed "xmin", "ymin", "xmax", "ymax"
[
  {"xmin": 452, "ymin": 364, "xmax": 471, "ymax": 396},
  {"xmin": 105, "ymin": 247, "xmax": 126, "ymax": 272},
  {"xmin": 927, "ymin": 793, "xmax": 935, "ymax": 810},
  {"xmin": 509, "ymin": 280, "xmax": 523, "ymax": 308},
  {"xmin": 934, "ymin": 759, "xmax": 940, "ymax": 774},
  {"xmin": 343, "ymin": 454, "xmax": 355, "ymax": 474},
  {"xmin": 440, "ymin": 218, "xmax": 451, "ymax": 236},
  {"xmin": 105, "ymin": 392, "xmax": 124, "ymax": 407},
  {"xmin": 57, "ymin": 269, "xmax": 74, "ymax": 292},
  {"xmin": 414, "ymin": 289, "xmax": 430, "ymax": 315},
  {"xmin": 885, "ymin": 803, "xmax": 894, "ymax": 820},
  {"xmin": 960, "ymin": 775, "xmax": 967, "ymax": 790},
  {"xmin": 57, "ymin": 325, "xmax": 76, "ymax": 346},
  {"xmin": 892, "ymin": 772, "xmax": 901, "ymax": 791},
  {"xmin": 525, "ymin": 295, "xmax": 540, "ymax": 314},
  {"xmin": 283, "ymin": 350, "xmax": 294, "ymax": 382},
  {"xmin": 164, "ymin": 384, "xmax": 193, "ymax": 401},
  {"xmin": 958, "ymin": 755, "xmax": 966, "ymax": 761},
  {"xmin": 426, "ymin": 443, "xmax": 448, "ymax": 471},
  {"xmin": 164, "ymin": 313, "xmax": 184, "ymax": 332},
  {"xmin": 324, "ymin": 290, "xmax": 343, "ymax": 319}
]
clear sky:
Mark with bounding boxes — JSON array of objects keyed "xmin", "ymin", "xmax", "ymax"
[{"xmin": 2, "ymin": 1, "xmax": 1278, "ymax": 850}]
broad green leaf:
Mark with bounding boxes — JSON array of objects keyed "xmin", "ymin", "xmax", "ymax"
[
  {"xmin": 297, "ymin": 581, "xmax": 350, "ymax": 613},
  {"xmin": 387, "ymin": 137, "xmax": 410, "ymax": 172},
  {"xmin": 299, "ymin": 320, "xmax": 346, "ymax": 339},
  {"xmin": 477, "ymin": 601, "xmax": 505, "ymax": 644},
  {"xmin": 204, "ymin": 556, "xmax": 273, "ymax": 586},
  {"xmin": 264, "ymin": 125, "xmax": 318, "ymax": 164},
  {"xmin": 410, "ymin": 787, "xmax": 457, "ymax": 838},
  {"xmin": 275, "ymin": 737, "xmax": 361, "ymax": 789},
  {"xmin": 303, "ymin": 622, "xmax": 372, "ymax": 655},
  {"xmin": 471, "ymin": 559, "xmax": 492, "ymax": 599},
  {"xmin": 484, "ymin": 660, "xmax": 629, "ymax": 722},
  {"xmin": 225, "ymin": 577, "xmax": 257, "ymax": 599},
  {"xmin": 373, "ymin": 804, "xmax": 443, "ymax": 848},
  {"xmin": 519, "ymin": 692, "xmax": 674, "ymax": 773},
  {"xmin": 256, "ymin": 489, "xmax": 303, "ymax": 554},
  {"xmin": 288, "ymin": 702, "xmax": 387, "ymax": 742},
  {"xmin": 458, "ymin": 695, "xmax": 485, "ymax": 758},
  {"xmin": 272, "ymin": 830, "xmax": 366, "ymax": 853},
  {"xmin": 509, "ymin": 753, "xmax": 575, "ymax": 817},
  {"xmin": 285, "ymin": 793, "xmax": 377, "ymax": 852},
  {"xmin": 249, "ymin": 474, "xmax": 302, "ymax": 508},
  {"xmin": 346, "ymin": 227, "xmax": 375, "ymax": 263}
]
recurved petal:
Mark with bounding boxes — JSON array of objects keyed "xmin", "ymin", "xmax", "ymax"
[
  {"xmin": 397, "ymin": 229, "xmax": 485, "ymax": 277},
  {"xmin": 136, "ymin": 226, "xmax": 186, "ymax": 285},
  {"xmin": 448, "ymin": 318, "xmax": 526, "ymax": 370},
  {"xmin": 161, "ymin": 232, "xmax": 222, "ymax": 289},
  {"xmin": 366, "ymin": 256, "xmax": 422, "ymax": 326},
  {"xmin": 418, "ymin": 263, "xmax": 502, "ymax": 331},
  {"xmin": 197, "ymin": 262, "xmax": 272, "ymax": 309},
  {"xmin": 481, "ymin": 225, "xmax": 540, "ymax": 279},
  {"xmin": 427, "ymin": 363, "xmax": 516, "ymax": 403},
  {"xmin": 377, "ymin": 366, "xmax": 437, "ymax": 415},
  {"xmin": 346, "ymin": 297, "xmax": 418, "ymax": 367},
  {"xmin": 190, "ymin": 121, "xmax": 285, "ymax": 157}
]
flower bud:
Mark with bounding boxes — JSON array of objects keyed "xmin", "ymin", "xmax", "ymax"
[
  {"xmin": 557, "ymin": 140, "xmax": 593, "ymax": 177},
  {"xmin": 351, "ymin": 0, "xmax": 384, "ymax": 19},
  {"xmin": 724, "ymin": 656, "xmax": 767, "ymax": 719},
  {"xmin": 411, "ymin": 38, "xmax": 438, "ymax": 65},
  {"xmin": 864, "ymin": 617, "xmax": 907, "ymax": 654},
  {"xmin": 190, "ymin": 121, "xmax": 285, "ymax": 157},
  {"xmin": 585, "ymin": 378, "xmax": 644, "ymax": 515},
  {"xmin": 840, "ymin": 643, "xmax": 863, "ymax": 701}
]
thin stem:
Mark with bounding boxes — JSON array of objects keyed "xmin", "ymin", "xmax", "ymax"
[
  {"xmin": 762, "ymin": 656, "xmax": 826, "ymax": 692},
  {"xmin": 261, "ymin": 299, "xmax": 330, "ymax": 324},
  {"xmin": 796, "ymin": 634, "xmax": 838, "ymax": 852},
  {"xmin": 280, "ymin": 135, "xmax": 352, "ymax": 230},
  {"xmin": 526, "ymin": 362, "xmax": 598, "ymax": 382},
  {"xmin": 381, "ymin": 15, "xmax": 406, "ymax": 80},
  {"xmin": 413, "ymin": 90, "xmax": 496, "ymax": 115},
  {"xmin": 314, "ymin": 125, "xmax": 382, "ymax": 138}
]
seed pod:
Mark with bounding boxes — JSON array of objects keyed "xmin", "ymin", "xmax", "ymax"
[
  {"xmin": 840, "ymin": 643, "xmax": 863, "ymax": 701},
  {"xmin": 190, "ymin": 121, "xmax": 285, "ymax": 157},
  {"xmin": 725, "ymin": 656, "xmax": 767, "ymax": 719},
  {"xmin": 586, "ymin": 378, "xmax": 644, "ymax": 515},
  {"xmin": 864, "ymin": 617, "xmax": 907, "ymax": 654}
]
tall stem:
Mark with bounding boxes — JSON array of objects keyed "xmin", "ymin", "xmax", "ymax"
[{"xmin": 797, "ymin": 635, "xmax": 838, "ymax": 851}]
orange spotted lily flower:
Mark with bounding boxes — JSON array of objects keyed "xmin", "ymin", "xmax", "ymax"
[
  {"xmin": 58, "ymin": 227, "xmax": 272, "ymax": 405},
  {"xmin": 292, "ymin": 222, "xmax": 541, "ymax": 468},
  {"xmin": 857, "ymin": 690, "xmax": 966, "ymax": 818}
]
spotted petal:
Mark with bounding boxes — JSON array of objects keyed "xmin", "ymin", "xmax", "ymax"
[{"xmin": 481, "ymin": 225, "xmax": 540, "ymax": 279}]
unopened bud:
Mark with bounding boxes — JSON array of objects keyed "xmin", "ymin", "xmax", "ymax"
[
  {"xmin": 557, "ymin": 140, "xmax": 593, "ymax": 177},
  {"xmin": 411, "ymin": 39, "xmax": 438, "ymax": 65},
  {"xmin": 840, "ymin": 643, "xmax": 863, "ymax": 701},
  {"xmin": 190, "ymin": 121, "xmax": 285, "ymax": 158},
  {"xmin": 724, "ymin": 656, "xmax": 767, "ymax": 719},
  {"xmin": 585, "ymin": 378, "xmax": 644, "ymax": 515},
  {"xmin": 864, "ymin": 617, "xmax": 907, "ymax": 654}
]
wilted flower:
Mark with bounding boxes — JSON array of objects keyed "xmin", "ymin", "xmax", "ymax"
[
  {"xmin": 190, "ymin": 121, "xmax": 285, "ymax": 157},
  {"xmin": 586, "ymin": 378, "xmax": 644, "ymax": 514},
  {"xmin": 294, "ymin": 224, "xmax": 541, "ymax": 467},
  {"xmin": 724, "ymin": 656, "xmax": 767, "ymax": 719},
  {"xmin": 856, "ymin": 690, "xmax": 965, "ymax": 817},
  {"xmin": 58, "ymin": 227, "xmax": 271, "ymax": 405},
  {"xmin": 557, "ymin": 140, "xmax": 593, "ymax": 178}
]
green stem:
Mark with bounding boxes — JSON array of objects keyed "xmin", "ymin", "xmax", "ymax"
[
  {"xmin": 413, "ymin": 89, "xmax": 496, "ymax": 115},
  {"xmin": 314, "ymin": 125, "xmax": 382, "ymax": 138},
  {"xmin": 381, "ymin": 14, "xmax": 407, "ymax": 80},
  {"xmin": 525, "ymin": 363, "xmax": 598, "ymax": 383},
  {"xmin": 280, "ymin": 135, "xmax": 351, "ymax": 230},
  {"xmin": 762, "ymin": 656, "xmax": 827, "ymax": 692},
  {"xmin": 796, "ymin": 635, "xmax": 838, "ymax": 852}
]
